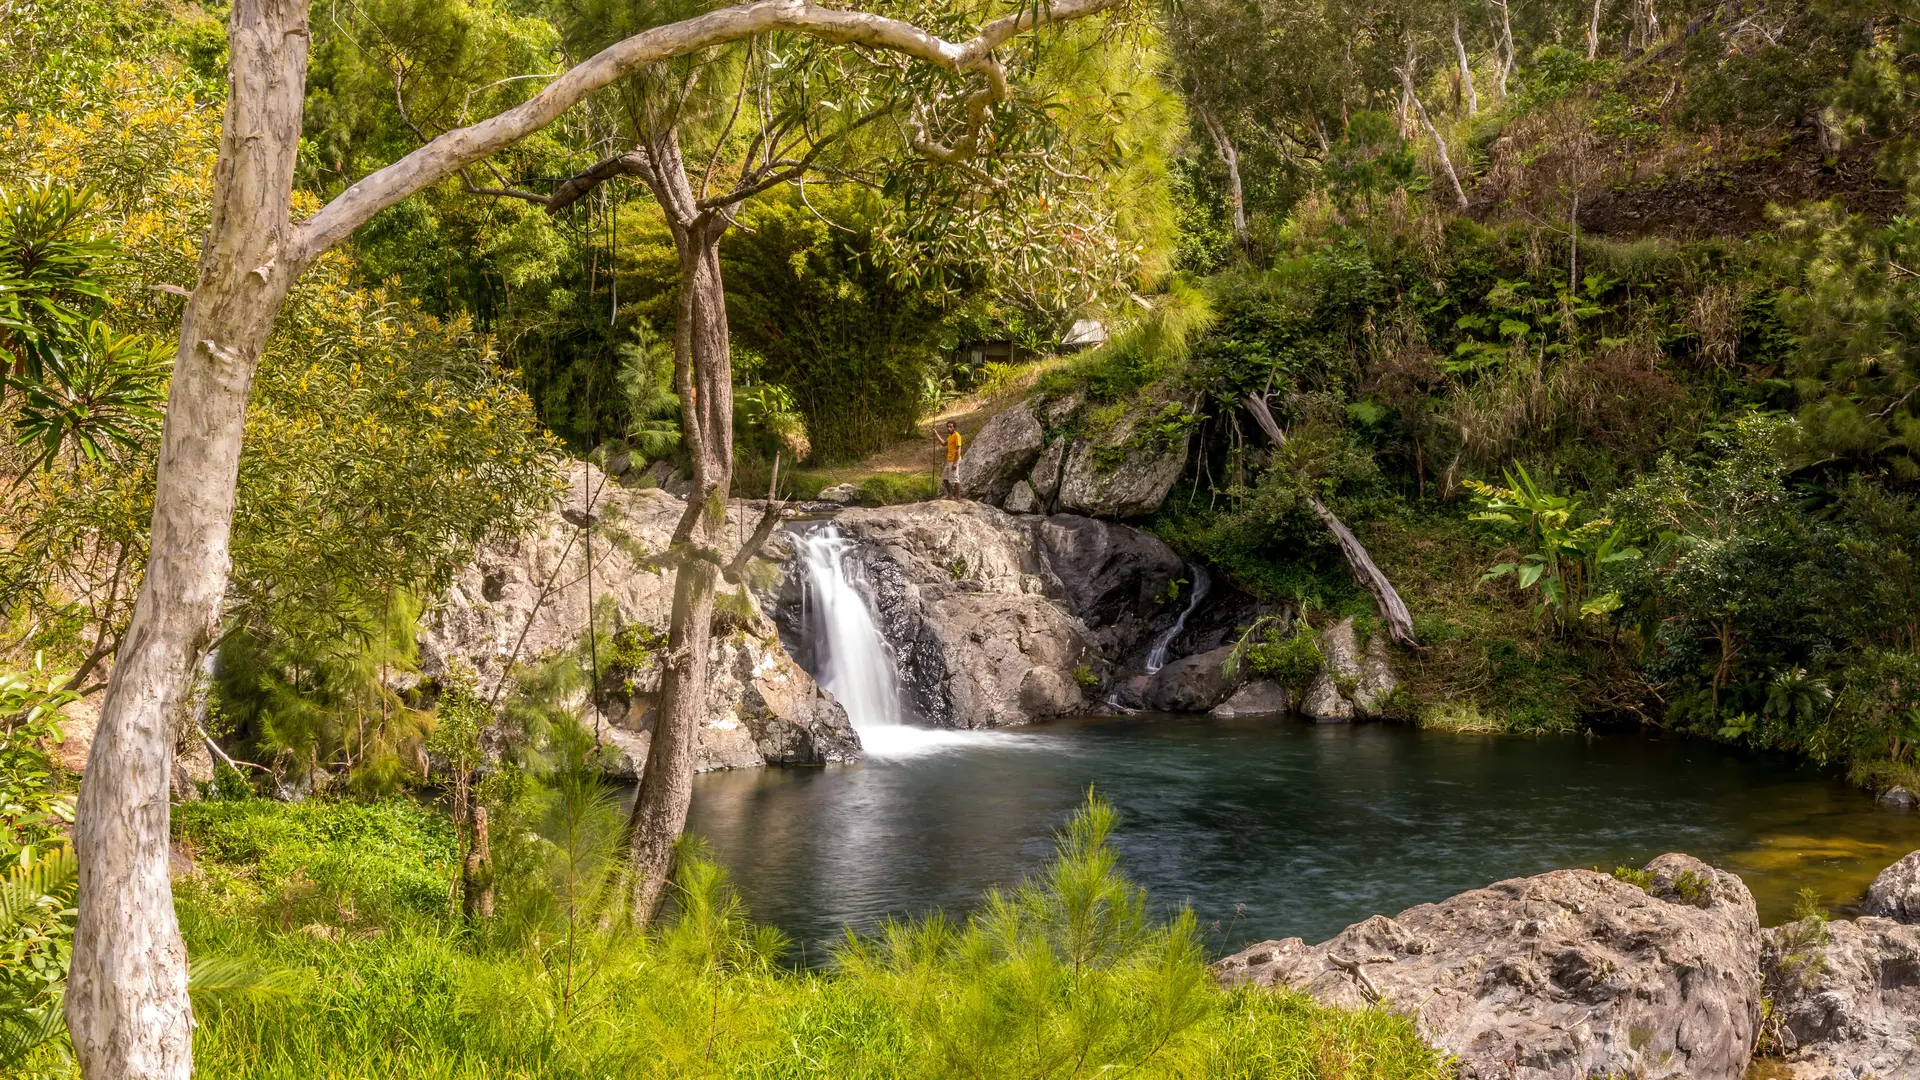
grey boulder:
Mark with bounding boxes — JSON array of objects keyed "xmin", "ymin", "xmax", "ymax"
[
  {"xmin": 1054, "ymin": 403, "xmax": 1190, "ymax": 519},
  {"xmin": 1215, "ymin": 853, "xmax": 1763, "ymax": 1080},
  {"xmin": 1142, "ymin": 645, "xmax": 1238, "ymax": 712},
  {"xmin": 1003, "ymin": 479, "xmax": 1040, "ymax": 514},
  {"xmin": 1210, "ymin": 680, "xmax": 1290, "ymax": 717},
  {"xmin": 1761, "ymin": 915, "xmax": 1920, "ymax": 1079},
  {"xmin": 422, "ymin": 466, "xmax": 859, "ymax": 775},
  {"xmin": 956, "ymin": 402, "xmax": 1044, "ymax": 503},
  {"xmin": 1865, "ymin": 850, "xmax": 1920, "ymax": 923}
]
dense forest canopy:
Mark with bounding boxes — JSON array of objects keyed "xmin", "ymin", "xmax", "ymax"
[{"xmin": 7, "ymin": 0, "xmax": 1920, "ymax": 1074}]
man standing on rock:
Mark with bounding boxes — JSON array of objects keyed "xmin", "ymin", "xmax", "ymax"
[{"xmin": 939, "ymin": 420, "xmax": 964, "ymax": 499}]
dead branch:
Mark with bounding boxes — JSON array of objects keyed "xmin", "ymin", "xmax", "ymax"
[{"xmin": 1244, "ymin": 395, "xmax": 1419, "ymax": 647}]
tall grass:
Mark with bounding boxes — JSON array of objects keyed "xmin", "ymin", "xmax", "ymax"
[{"xmin": 176, "ymin": 794, "xmax": 1449, "ymax": 1079}]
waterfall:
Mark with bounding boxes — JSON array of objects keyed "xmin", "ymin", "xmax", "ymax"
[
  {"xmin": 798, "ymin": 525, "xmax": 906, "ymax": 731},
  {"xmin": 1144, "ymin": 564, "xmax": 1210, "ymax": 674},
  {"xmin": 797, "ymin": 523, "xmax": 1047, "ymax": 758}
]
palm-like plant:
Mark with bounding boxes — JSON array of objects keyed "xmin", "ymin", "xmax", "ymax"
[
  {"xmin": 1467, "ymin": 462, "xmax": 1641, "ymax": 632},
  {"xmin": 9, "ymin": 320, "xmax": 170, "ymax": 470},
  {"xmin": 0, "ymin": 183, "xmax": 114, "ymax": 382}
]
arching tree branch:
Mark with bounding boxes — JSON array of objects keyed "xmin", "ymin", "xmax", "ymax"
[{"xmin": 293, "ymin": 0, "xmax": 1128, "ymax": 263}]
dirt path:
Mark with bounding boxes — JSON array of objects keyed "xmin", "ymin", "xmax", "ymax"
[{"xmin": 803, "ymin": 358, "xmax": 1063, "ymax": 483}]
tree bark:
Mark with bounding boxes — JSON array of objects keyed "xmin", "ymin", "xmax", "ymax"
[
  {"xmin": 1452, "ymin": 16, "xmax": 1478, "ymax": 116},
  {"xmin": 617, "ymin": 133, "xmax": 735, "ymax": 926},
  {"xmin": 1194, "ymin": 100, "xmax": 1249, "ymax": 246},
  {"xmin": 1401, "ymin": 50, "xmax": 1469, "ymax": 212},
  {"xmin": 461, "ymin": 803, "xmax": 494, "ymax": 921},
  {"xmin": 1587, "ymin": 0, "xmax": 1605, "ymax": 59},
  {"xmin": 67, "ymin": 0, "xmax": 1131, "ymax": 1067},
  {"xmin": 64, "ymin": 1, "xmax": 309, "ymax": 1076},
  {"xmin": 1244, "ymin": 395, "xmax": 1418, "ymax": 647},
  {"xmin": 1492, "ymin": 0, "xmax": 1515, "ymax": 98}
]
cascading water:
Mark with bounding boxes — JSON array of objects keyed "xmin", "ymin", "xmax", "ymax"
[
  {"xmin": 798, "ymin": 525, "xmax": 906, "ymax": 731},
  {"xmin": 797, "ymin": 523, "xmax": 1047, "ymax": 758},
  {"xmin": 1144, "ymin": 564, "xmax": 1210, "ymax": 674}
]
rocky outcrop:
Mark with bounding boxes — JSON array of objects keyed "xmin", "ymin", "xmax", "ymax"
[
  {"xmin": 421, "ymin": 467, "xmax": 859, "ymax": 774},
  {"xmin": 1300, "ymin": 618, "xmax": 1400, "ymax": 722},
  {"xmin": 1865, "ymin": 850, "xmax": 1920, "ymax": 923},
  {"xmin": 1216, "ymin": 853, "xmax": 1763, "ymax": 1080},
  {"xmin": 1032, "ymin": 515, "xmax": 1184, "ymax": 663},
  {"xmin": 1762, "ymin": 915, "xmax": 1920, "ymax": 1079},
  {"xmin": 956, "ymin": 401, "xmax": 1045, "ymax": 504},
  {"xmin": 1055, "ymin": 421, "xmax": 1189, "ymax": 519},
  {"xmin": 1142, "ymin": 646, "xmax": 1239, "ymax": 712},
  {"xmin": 1211, "ymin": 680, "xmax": 1289, "ymax": 717},
  {"xmin": 785, "ymin": 502, "xmax": 1191, "ymax": 727},
  {"xmin": 1029, "ymin": 437, "xmax": 1068, "ymax": 509}
]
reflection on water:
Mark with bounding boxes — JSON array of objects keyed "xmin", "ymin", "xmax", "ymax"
[{"xmin": 686, "ymin": 715, "xmax": 1920, "ymax": 960}]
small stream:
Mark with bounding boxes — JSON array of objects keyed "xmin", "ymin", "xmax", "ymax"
[{"xmin": 688, "ymin": 716, "xmax": 1920, "ymax": 962}]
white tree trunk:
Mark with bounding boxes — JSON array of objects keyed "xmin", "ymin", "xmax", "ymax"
[
  {"xmin": 64, "ymin": 0, "xmax": 1133, "ymax": 1069},
  {"xmin": 1493, "ymin": 0, "xmax": 1515, "ymax": 98},
  {"xmin": 1401, "ymin": 49, "xmax": 1469, "ymax": 211},
  {"xmin": 1194, "ymin": 101, "xmax": 1249, "ymax": 245},
  {"xmin": 64, "ymin": 0, "xmax": 309, "ymax": 1076},
  {"xmin": 1587, "ymin": 0, "xmax": 1605, "ymax": 59},
  {"xmin": 1453, "ymin": 16, "xmax": 1478, "ymax": 116}
]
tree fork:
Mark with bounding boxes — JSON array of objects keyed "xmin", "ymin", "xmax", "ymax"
[{"xmin": 67, "ymin": 0, "xmax": 1131, "ymax": 1070}]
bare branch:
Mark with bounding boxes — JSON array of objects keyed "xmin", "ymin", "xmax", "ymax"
[{"xmin": 294, "ymin": 0, "xmax": 1128, "ymax": 264}]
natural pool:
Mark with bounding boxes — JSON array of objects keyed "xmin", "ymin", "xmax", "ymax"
[{"xmin": 686, "ymin": 714, "xmax": 1920, "ymax": 961}]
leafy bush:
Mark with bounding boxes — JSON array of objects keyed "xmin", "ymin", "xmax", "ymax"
[{"xmin": 1241, "ymin": 624, "xmax": 1324, "ymax": 691}]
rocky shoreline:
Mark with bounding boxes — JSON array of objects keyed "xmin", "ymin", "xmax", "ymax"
[{"xmin": 1216, "ymin": 849, "xmax": 1920, "ymax": 1080}]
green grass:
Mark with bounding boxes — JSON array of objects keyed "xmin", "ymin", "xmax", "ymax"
[{"xmin": 174, "ymin": 796, "xmax": 1452, "ymax": 1080}]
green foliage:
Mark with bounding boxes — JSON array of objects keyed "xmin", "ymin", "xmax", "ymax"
[
  {"xmin": 175, "ymin": 799, "xmax": 459, "ymax": 928},
  {"xmin": 180, "ymin": 793, "xmax": 1452, "ymax": 1079},
  {"xmin": 856, "ymin": 471, "xmax": 939, "ymax": 506},
  {"xmin": 0, "ymin": 182, "xmax": 170, "ymax": 470},
  {"xmin": 1467, "ymin": 463, "xmax": 1640, "ymax": 632},
  {"xmin": 214, "ymin": 592, "xmax": 432, "ymax": 796},
  {"xmin": 0, "ymin": 654, "xmax": 77, "ymax": 852},
  {"xmin": 0, "ymin": 842, "xmax": 75, "ymax": 1077},
  {"xmin": 614, "ymin": 321, "xmax": 682, "ymax": 462},
  {"xmin": 1227, "ymin": 618, "xmax": 1323, "ymax": 692},
  {"xmin": 1322, "ymin": 112, "xmax": 1422, "ymax": 213},
  {"xmin": 725, "ymin": 190, "xmax": 951, "ymax": 464}
]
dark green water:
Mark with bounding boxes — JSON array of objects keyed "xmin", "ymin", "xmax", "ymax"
[{"xmin": 685, "ymin": 715, "xmax": 1920, "ymax": 961}]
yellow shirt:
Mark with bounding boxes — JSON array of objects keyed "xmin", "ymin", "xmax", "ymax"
[{"xmin": 946, "ymin": 431, "xmax": 962, "ymax": 462}]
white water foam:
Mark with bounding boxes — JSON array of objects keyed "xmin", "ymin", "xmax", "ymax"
[{"xmin": 798, "ymin": 525, "xmax": 1054, "ymax": 760}]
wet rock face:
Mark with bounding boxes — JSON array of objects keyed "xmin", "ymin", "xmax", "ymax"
[
  {"xmin": 422, "ymin": 466, "xmax": 858, "ymax": 774},
  {"xmin": 1216, "ymin": 853, "xmax": 1763, "ymax": 1080},
  {"xmin": 1762, "ymin": 915, "xmax": 1920, "ymax": 1080},
  {"xmin": 955, "ymin": 401, "xmax": 1045, "ymax": 504},
  {"xmin": 797, "ymin": 502, "xmax": 1195, "ymax": 727},
  {"xmin": 1142, "ymin": 646, "xmax": 1239, "ymax": 712},
  {"xmin": 1035, "ymin": 514, "xmax": 1185, "ymax": 664}
]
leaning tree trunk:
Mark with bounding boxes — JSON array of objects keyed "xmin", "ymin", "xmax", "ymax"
[
  {"xmin": 64, "ymin": 0, "xmax": 308, "ymax": 1075},
  {"xmin": 1244, "ymin": 395, "xmax": 1417, "ymax": 647},
  {"xmin": 1452, "ymin": 16, "xmax": 1477, "ymax": 116},
  {"xmin": 1195, "ymin": 100, "xmax": 1249, "ymax": 246},
  {"xmin": 619, "ymin": 134, "xmax": 735, "ymax": 925}
]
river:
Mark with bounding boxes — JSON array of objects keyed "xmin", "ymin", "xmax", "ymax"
[{"xmin": 687, "ymin": 714, "xmax": 1920, "ymax": 963}]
